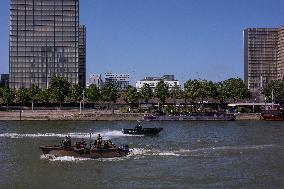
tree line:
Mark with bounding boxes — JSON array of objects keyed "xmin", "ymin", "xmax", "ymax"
[{"xmin": 0, "ymin": 76, "xmax": 254, "ymax": 108}]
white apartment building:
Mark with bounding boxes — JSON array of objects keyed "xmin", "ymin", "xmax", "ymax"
[
  {"xmin": 136, "ymin": 75, "xmax": 180, "ymax": 91},
  {"xmin": 105, "ymin": 73, "xmax": 130, "ymax": 91}
]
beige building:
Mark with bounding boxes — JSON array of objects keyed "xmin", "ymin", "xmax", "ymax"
[
  {"xmin": 9, "ymin": 0, "xmax": 86, "ymax": 89},
  {"xmin": 244, "ymin": 26, "xmax": 284, "ymax": 94}
]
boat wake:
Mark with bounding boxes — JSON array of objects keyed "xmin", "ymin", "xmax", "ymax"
[
  {"xmin": 0, "ymin": 130, "xmax": 134, "ymax": 139},
  {"xmin": 39, "ymin": 144, "xmax": 279, "ymax": 162},
  {"xmin": 130, "ymin": 144, "xmax": 280, "ymax": 159},
  {"xmin": 40, "ymin": 154, "xmax": 92, "ymax": 162}
]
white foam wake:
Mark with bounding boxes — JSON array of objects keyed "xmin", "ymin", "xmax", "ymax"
[
  {"xmin": 0, "ymin": 130, "xmax": 133, "ymax": 139},
  {"xmin": 128, "ymin": 144, "xmax": 279, "ymax": 158},
  {"xmin": 40, "ymin": 154, "xmax": 91, "ymax": 162}
]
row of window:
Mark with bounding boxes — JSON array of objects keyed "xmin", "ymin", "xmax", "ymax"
[
  {"xmin": 11, "ymin": 68, "xmax": 78, "ymax": 73},
  {"xmin": 10, "ymin": 47, "xmax": 77, "ymax": 52},
  {"xmin": 11, "ymin": 42, "xmax": 77, "ymax": 46},
  {"xmin": 10, "ymin": 57, "xmax": 78, "ymax": 61},
  {"xmin": 11, "ymin": 12, "xmax": 77, "ymax": 17},
  {"xmin": 10, "ymin": 31, "xmax": 78, "ymax": 37},
  {"xmin": 11, "ymin": 23, "xmax": 78, "ymax": 28},
  {"xmin": 11, "ymin": 39, "xmax": 77, "ymax": 43},
  {"xmin": 11, "ymin": 1, "xmax": 78, "ymax": 6}
]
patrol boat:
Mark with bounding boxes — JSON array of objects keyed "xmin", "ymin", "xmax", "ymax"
[
  {"xmin": 122, "ymin": 121, "xmax": 163, "ymax": 135},
  {"xmin": 40, "ymin": 136, "xmax": 130, "ymax": 159}
]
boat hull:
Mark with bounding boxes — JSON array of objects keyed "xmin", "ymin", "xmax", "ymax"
[
  {"xmin": 144, "ymin": 114, "xmax": 236, "ymax": 121},
  {"xmin": 122, "ymin": 128, "xmax": 163, "ymax": 135},
  {"xmin": 40, "ymin": 146, "xmax": 130, "ymax": 159},
  {"xmin": 262, "ymin": 115, "xmax": 284, "ymax": 121}
]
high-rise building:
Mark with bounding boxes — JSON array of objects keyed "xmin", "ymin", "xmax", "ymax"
[
  {"xmin": 9, "ymin": 0, "xmax": 85, "ymax": 89},
  {"xmin": 79, "ymin": 25, "xmax": 86, "ymax": 88},
  {"xmin": 105, "ymin": 73, "xmax": 130, "ymax": 91},
  {"xmin": 244, "ymin": 27, "xmax": 284, "ymax": 94}
]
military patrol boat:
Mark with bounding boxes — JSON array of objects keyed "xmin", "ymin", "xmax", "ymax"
[
  {"xmin": 122, "ymin": 121, "xmax": 163, "ymax": 135},
  {"xmin": 40, "ymin": 135, "xmax": 130, "ymax": 159}
]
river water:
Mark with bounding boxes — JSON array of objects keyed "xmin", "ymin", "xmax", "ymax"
[{"xmin": 0, "ymin": 120, "xmax": 283, "ymax": 188}]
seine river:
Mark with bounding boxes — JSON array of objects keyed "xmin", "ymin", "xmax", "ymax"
[{"xmin": 0, "ymin": 120, "xmax": 283, "ymax": 188}]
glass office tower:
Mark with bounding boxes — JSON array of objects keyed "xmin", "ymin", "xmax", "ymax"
[{"xmin": 9, "ymin": 0, "xmax": 85, "ymax": 89}]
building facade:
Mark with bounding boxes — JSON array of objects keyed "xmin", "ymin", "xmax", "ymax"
[
  {"xmin": 136, "ymin": 75, "xmax": 180, "ymax": 92},
  {"xmin": 87, "ymin": 74, "xmax": 103, "ymax": 88},
  {"xmin": 244, "ymin": 27, "xmax": 284, "ymax": 94},
  {"xmin": 0, "ymin": 74, "xmax": 9, "ymax": 87},
  {"xmin": 9, "ymin": 0, "xmax": 85, "ymax": 89},
  {"xmin": 104, "ymin": 73, "xmax": 129, "ymax": 91},
  {"xmin": 79, "ymin": 25, "xmax": 86, "ymax": 88}
]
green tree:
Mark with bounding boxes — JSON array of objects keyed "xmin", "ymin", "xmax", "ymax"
[
  {"xmin": 2, "ymin": 87, "xmax": 14, "ymax": 106},
  {"xmin": 0, "ymin": 87, "xmax": 3, "ymax": 104},
  {"xmin": 16, "ymin": 88, "xmax": 31, "ymax": 104},
  {"xmin": 263, "ymin": 80, "xmax": 284, "ymax": 101},
  {"xmin": 38, "ymin": 88, "xmax": 50, "ymax": 104},
  {"xmin": 69, "ymin": 84, "xmax": 83, "ymax": 103},
  {"xmin": 101, "ymin": 83, "xmax": 119, "ymax": 111},
  {"xmin": 155, "ymin": 80, "xmax": 168, "ymax": 105},
  {"xmin": 124, "ymin": 86, "xmax": 140, "ymax": 108},
  {"xmin": 170, "ymin": 84, "xmax": 183, "ymax": 104},
  {"xmin": 49, "ymin": 76, "xmax": 71, "ymax": 106},
  {"xmin": 184, "ymin": 79, "xmax": 200, "ymax": 103},
  {"xmin": 140, "ymin": 83, "xmax": 153, "ymax": 103},
  {"xmin": 86, "ymin": 84, "xmax": 101, "ymax": 104},
  {"xmin": 29, "ymin": 84, "xmax": 41, "ymax": 103},
  {"xmin": 222, "ymin": 77, "xmax": 251, "ymax": 102},
  {"xmin": 196, "ymin": 80, "xmax": 217, "ymax": 102},
  {"xmin": 215, "ymin": 81, "xmax": 229, "ymax": 104}
]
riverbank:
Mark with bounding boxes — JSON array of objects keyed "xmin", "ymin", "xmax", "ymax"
[
  {"xmin": 0, "ymin": 110, "xmax": 263, "ymax": 121},
  {"xmin": 0, "ymin": 110, "xmax": 144, "ymax": 121}
]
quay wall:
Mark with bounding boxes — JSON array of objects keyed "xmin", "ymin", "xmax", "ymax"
[
  {"xmin": 235, "ymin": 113, "xmax": 262, "ymax": 120},
  {"xmin": 0, "ymin": 110, "xmax": 262, "ymax": 121},
  {"xmin": 0, "ymin": 110, "xmax": 143, "ymax": 121}
]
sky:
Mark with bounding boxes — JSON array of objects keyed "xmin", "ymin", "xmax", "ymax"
[{"xmin": 1, "ymin": 0, "xmax": 284, "ymax": 85}]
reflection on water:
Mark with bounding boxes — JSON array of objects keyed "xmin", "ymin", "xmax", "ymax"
[{"xmin": 0, "ymin": 121, "xmax": 284, "ymax": 188}]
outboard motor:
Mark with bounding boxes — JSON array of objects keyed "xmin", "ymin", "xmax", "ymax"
[{"xmin": 122, "ymin": 144, "xmax": 129, "ymax": 151}]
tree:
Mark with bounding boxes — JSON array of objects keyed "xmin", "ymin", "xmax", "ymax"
[
  {"xmin": 155, "ymin": 81, "xmax": 168, "ymax": 105},
  {"xmin": 124, "ymin": 86, "xmax": 140, "ymax": 108},
  {"xmin": 29, "ymin": 84, "xmax": 41, "ymax": 103},
  {"xmin": 140, "ymin": 83, "xmax": 153, "ymax": 103},
  {"xmin": 0, "ymin": 87, "xmax": 3, "ymax": 104},
  {"xmin": 197, "ymin": 80, "xmax": 217, "ymax": 102},
  {"xmin": 215, "ymin": 81, "xmax": 228, "ymax": 104},
  {"xmin": 263, "ymin": 80, "xmax": 284, "ymax": 101},
  {"xmin": 101, "ymin": 83, "xmax": 119, "ymax": 111},
  {"xmin": 86, "ymin": 84, "xmax": 101, "ymax": 104},
  {"xmin": 49, "ymin": 76, "xmax": 71, "ymax": 106},
  {"xmin": 69, "ymin": 84, "xmax": 83, "ymax": 103},
  {"xmin": 222, "ymin": 77, "xmax": 251, "ymax": 102},
  {"xmin": 184, "ymin": 79, "xmax": 201, "ymax": 103},
  {"xmin": 2, "ymin": 87, "xmax": 14, "ymax": 106},
  {"xmin": 38, "ymin": 88, "xmax": 50, "ymax": 104},
  {"xmin": 16, "ymin": 88, "xmax": 31, "ymax": 104},
  {"xmin": 170, "ymin": 84, "xmax": 183, "ymax": 104}
]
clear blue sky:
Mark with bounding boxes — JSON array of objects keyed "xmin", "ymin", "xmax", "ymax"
[{"xmin": 1, "ymin": 0, "xmax": 284, "ymax": 85}]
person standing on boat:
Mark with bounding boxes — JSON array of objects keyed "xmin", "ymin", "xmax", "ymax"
[
  {"xmin": 135, "ymin": 120, "xmax": 142, "ymax": 130},
  {"xmin": 97, "ymin": 134, "xmax": 103, "ymax": 148}
]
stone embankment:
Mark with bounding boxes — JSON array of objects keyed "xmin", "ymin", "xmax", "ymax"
[
  {"xmin": 0, "ymin": 110, "xmax": 262, "ymax": 121},
  {"xmin": 0, "ymin": 110, "xmax": 144, "ymax": 121},
  {"xmin": 235, "ymin": 113, "xmax": 262, "ymax": 120}
]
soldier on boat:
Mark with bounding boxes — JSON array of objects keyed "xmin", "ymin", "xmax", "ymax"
[{"xmin": 40, "ymin": 134, "xmax": 130, "ymax": 159}]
